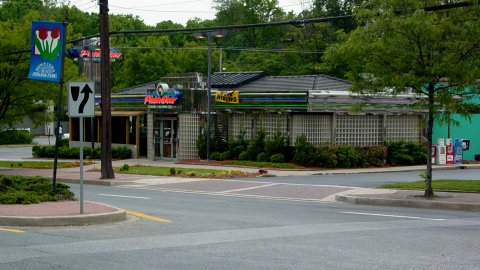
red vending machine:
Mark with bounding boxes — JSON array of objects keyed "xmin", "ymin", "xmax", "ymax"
[{"xmin": 446, "ymin": 144, "xmax": 454, "ymax": 164}]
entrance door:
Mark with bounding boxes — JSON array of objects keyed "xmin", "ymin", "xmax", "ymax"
[{"xmin": 154, "ymin": 117, "xmax": 178, "ymax": 160}]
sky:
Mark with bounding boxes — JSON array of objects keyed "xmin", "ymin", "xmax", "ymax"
[{"xmin": 73, "ymin": 0, "xmax": 310, "ymax": 26}]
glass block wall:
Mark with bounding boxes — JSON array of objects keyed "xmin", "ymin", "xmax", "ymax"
[
  {"xmin": 257, "ymin": 113, "xmax": 287, "ymax": 139},
  {"xmin": 386, "ymin": 115, "xmax": 421, "ymax": 142},
  {"xmin": 335, "ymin": 115, "xmax": 383, "ymax": 146},
  {"xmin": 228, "ymin": 113, "xmax": 254, "ymax": 141},
  {"xmin": 228, "ymin": 113, "xmax": 288, "ymax": 141},
  {"xmin": 291, "ymin": 114, "xmax": 332, "ymax": 145},
  {"xmin": 178, "ymin": 113, "xmax": 200, "ymax": 159}
]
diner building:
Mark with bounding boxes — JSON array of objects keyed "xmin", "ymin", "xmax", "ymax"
[{"xmin": 69, "ymin": 72, "xmax": 426, "ymax": 160}]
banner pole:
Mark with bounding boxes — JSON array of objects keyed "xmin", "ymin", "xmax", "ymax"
[{"xmin": 52, "ymin": 17, "xmax": 68, "ymax": 191}]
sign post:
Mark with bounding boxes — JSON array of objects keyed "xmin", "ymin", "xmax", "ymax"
[{"xmin": 67, "ymin": 82, "xmax": 95, "ymax": 213}]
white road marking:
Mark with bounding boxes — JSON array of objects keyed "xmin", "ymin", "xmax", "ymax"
[
  {"xmin": 98, "ymin": 194, "xmax": 151, "ymax": 200},
  {"xmin": 219, "ymin": 183, "xmax": 279, "ymax": 193},
  {"xmin": 225, "ymin": 179, "xmax": 360, "ymax": 189},
  {"xmin": 118, "ymin": 186, "xmax": 336, "ymax": 203},
  {"xmin": 342, "ymin": 211, "xmax": 446, "ymax": 221}
]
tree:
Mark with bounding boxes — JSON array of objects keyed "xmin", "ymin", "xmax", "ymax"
[
  {"xmin": 0, "ymin": 0, "xmax": 42, "ymax": 22},
  {"xmin": 213, "ymin": 0, "xmax": 285, "ymax": 48},
  {"xmin": 0, "ymin": 17, "xmax": 55, "ymax": 128},
  {"xmin": 323, "ymin": 0, "xmax": 480, "ymax": 197}
]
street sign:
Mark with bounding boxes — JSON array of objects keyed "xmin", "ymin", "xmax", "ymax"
[{"xmin": 67, "ymin": 82, "xmax": 95, "ymax": 117}]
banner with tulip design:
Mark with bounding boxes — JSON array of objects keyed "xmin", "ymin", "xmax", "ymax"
[{"xmin": 28, "ymin": 21, "xmax": 65, "ymax": 83}]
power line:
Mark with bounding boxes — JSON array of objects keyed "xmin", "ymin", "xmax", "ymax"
[
  {"xmin": 108, "ymin": 16, "xmax": 352, "ymax": 36},
  {"xmin": 114, "ymin": 0, "xmax": 208, "ymax": 9},
  {"xmin": 108, "ymin": 4, "xmax": 215, "ymax": 14},
  {"xmin": 102, "ymin": 1, "xmax": 480, "ymax": 37},
  {"xmin": 4, "ymin": 0, "xmax": 479, "ymax": 55},
  {"xmin": 114, "ymin": 45, "xmax": 324, "ymax": 54}
]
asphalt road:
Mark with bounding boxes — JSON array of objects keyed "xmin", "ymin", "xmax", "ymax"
[
  {"xmin": 234, "ymin": 168, "xmax": 480, "ymax": 187},
  {"xmin": 1, "ymin": 183, "xmax": 479, "ymax": 269},
  {"xmin": 1, "ymin": 141, "xmax": 480, "ymax": 269},
  {"xmin": 0, "ymin": 137, "xmax": 54, "ymax": 159}
]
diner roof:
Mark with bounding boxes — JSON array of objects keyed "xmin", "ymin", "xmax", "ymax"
[{"xmin": 211, "ymin": 72, "xmax": 265, "ymax": 88}]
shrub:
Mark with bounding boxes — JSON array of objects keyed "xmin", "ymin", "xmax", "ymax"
[
  {"xmin": 212, "ymin": 134, "xmax": 228, "ymax": 153},
  {"xmin": 31, "ymin": 145, "xmax": 129, "ymax": 159},
  {"xmin": 220, "ymin": 151, "xmax": 231, "ymax": 161},
  {"xmin": 239, "ymin": 151, "xmax": 250, "ymax": 161},
  {"xmin": 0, "ymin": 130, "xmax": 33, "ymax": 145},
  {"xmin": 336, "ymin": 145, "xmax": 359, "ymax": 168},
  {"xmin": 364, "ymin": 146, "xmax": 387, "ymax": 167},
  {"xmin": 196, "ymin": 132, "xmax": 208, "ymax": 159},
  {"xmin": 121, "ymin": 164, "xmax": 129, "ymax": 172},
  {"xmin": 229, "ymin": 144, "xmax": 246, "ymax": 160},
  {"xmin": 169, "ymin": 168, "xmax": 176, "ymax": 175},
  {"xmin": 44, "ymin": 145, "xmax": 55, "ymax": 157},
  {"xmin": 257, "ymin": 152, "xmax": 268, "ymax": 162},
  {"xmin": 293, "ymin": 135, "xmax": 317, "ymax": 166},
  {"xmin": 265, "ymin": 130, "xmax": 288, "ymax": 159},
  {"xmin": 246, "ymin": 129, "xmax": 266, "ymax": 161},
  {"xmin": 0, "ymin": 175, "xmax": 75, "ymax": 204},
  {"xmin": 387, "ymin": 141, "xmax": 426, "ymax": 166},
  {"xmin": 316, "ymin": 144, "xmax": 337, "ymax": 168},
  {"xmin": 270, "ymin": 153, "xmax": 285, "ymax": 163},
  {"xmin": 32, "ymin": 145, "xmax": 42, "ymax": 157},
  {"xmin": 209, "ymin": 151, "xmax": 222, "ymax": 161},
  {"xmin": 91, "ymin": 147, "xmax": 101, "ymax": 159},
  {"xmin": 58, "ymin": 138, "xmax": 69, "ymax": 147},
  {"xmin": 112, "ymin": 146, "xmax": 132, "ymax": 159}
]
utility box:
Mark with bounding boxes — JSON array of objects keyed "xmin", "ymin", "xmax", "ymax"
[
  {"xmin": 446, "ymin": 138, "xmax": 453, "ymax": 147},
  {"xmin": 437, "ymin": 138, "xmax": 445, "ymax": 146},
  {"xmin": 436, "ymin": 145, "xmax": 447, "ymax": 165},
  {"xmin": 454, "ymin": 138, "xmax": 463, "ymax": 164},
  {"xmin": 446, "ymin": 145, "xmax": 454, "ymax": 164}
]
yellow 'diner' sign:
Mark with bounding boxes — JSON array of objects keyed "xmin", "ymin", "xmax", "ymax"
[{"xmin": 215, "ymin": 91, "xmax": 239, "ymax": 104}]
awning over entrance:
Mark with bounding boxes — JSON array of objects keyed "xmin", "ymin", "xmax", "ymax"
[{"xmin": 95, "ymin": 110, "xmax": 145, "ymax": 117}]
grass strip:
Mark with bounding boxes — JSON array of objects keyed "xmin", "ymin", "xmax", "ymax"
[
  {"xmin": 117, "ymin": 165, "xmax": 236, "ymax": 177},
  {"xmin": 222, "ymin": 160, "xmax": 298, "ymax": 169},
  {"xmin": 379, "ymin": 180, "xmax": 480, "ymax": 193},
  {"xmin": 0, "ymin": 161, "xmax": 85, "ymax": 169}
]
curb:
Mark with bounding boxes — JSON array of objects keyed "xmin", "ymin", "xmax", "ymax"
[
  {"xmin": 0, "ymin": 206, "xmax": 127, "ymax": 227},
  {"xmin": 57, "ymin": 178, "xmax": 136, "ymax": 186},
  {"xmin": 335, "ymin": 194, "xmax": 480, "ymax": 212}
]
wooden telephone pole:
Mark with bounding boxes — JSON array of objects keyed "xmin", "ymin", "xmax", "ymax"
[{"xmin": 99, "ymin": 0, "xmax": 115, "ymax": 179}]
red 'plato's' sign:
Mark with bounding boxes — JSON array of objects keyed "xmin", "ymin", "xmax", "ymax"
[{"xmin": 144, "ymin": 95, "xmax": 177, "ymax": 105}]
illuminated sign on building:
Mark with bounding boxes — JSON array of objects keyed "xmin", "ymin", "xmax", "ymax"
[
  {"xmin": 80, "ymin": 49, "xmax": 122, "ymax": 61},
  {"xmin": 144, "ymin": 83, "xmax": 182, "ymax": 106}
]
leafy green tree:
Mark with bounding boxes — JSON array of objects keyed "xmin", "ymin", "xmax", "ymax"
[
  {"xmin": 0, "ymin": 3, "xmax": 80, "ymax": 128},
  {"xmin": 0, "ymin": 15, "xmax": 54, "ymax": 127},
  {"xmin": 323, "ymin": 0, "xmax": 480, "ymax": 197},
  {"xmin": 213, "ymin": 0, "xmax": 285, "ymax": 48},
  {"xmin": 0, "ymin": 0, "xmax": 42, "ymax": 22}
]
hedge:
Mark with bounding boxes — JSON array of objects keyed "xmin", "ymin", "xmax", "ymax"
[
  {"xmin": 0, "ymin": 175, "xmax": 75, "ymax": 204},
  {"xmin": 32, "ymin": 145, "xmax": 132, "ymax": 159},
  {"xmin": 386, "ymin": 141, "xmax": 426, "ymax": 165},
  {"xmin": 0, "ymin": 130, "xmax": 33, "ymax": 145}
]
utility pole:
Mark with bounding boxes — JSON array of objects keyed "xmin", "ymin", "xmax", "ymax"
[
  {"xmin": 219, "ymin": 48, "xmax": 223, "ymax": 72},
  {"xmin": 99, "ymin": 0, "xmax": 115, "ymax": 179}
]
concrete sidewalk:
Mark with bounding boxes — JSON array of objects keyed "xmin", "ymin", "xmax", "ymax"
[
  {"xmin": 335, "ymin": 188, "xmax": 480, "ymax": 212},
  {"xmin": 0, "ymin": 201, "xmax": 126, "ymax": 227},
  {"xmin": 1, "ymin": 160, "xmax": 480, "ymax": 227}
]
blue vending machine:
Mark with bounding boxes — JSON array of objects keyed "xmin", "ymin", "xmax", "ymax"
[{"xmin": 453, "ymin": 138, "xmax": 463, "ymax": 165}]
